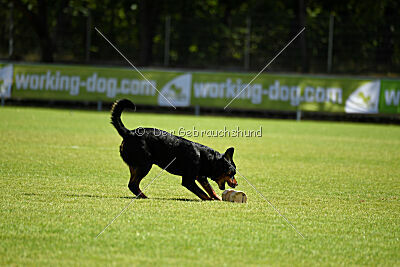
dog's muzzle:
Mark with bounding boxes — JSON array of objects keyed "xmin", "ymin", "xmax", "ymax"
[
  {"xmin": 227, "ymin": 177, "xmax": 237, "ymax": 188},
  {"xmin": 217, "ymin": 176, "xmax": 237, "ymax": 190}
]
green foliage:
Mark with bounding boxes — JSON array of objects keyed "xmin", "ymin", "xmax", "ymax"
[
  {"xmin": 0, "ymin": 0, "xmax": 399, "ymax": 73},
  {"xmin": 0, "ymin": 0, "xmax": 400, "ymax": 74},
  {"xmin": 0, "ymin": 106, "xmax": 399, "ymax": 265}
]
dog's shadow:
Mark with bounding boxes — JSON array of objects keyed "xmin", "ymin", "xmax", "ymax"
[
  {"xmin": 22, "ymin": 192, "xmax": 200, "ymax": 202},
  {"xmin": 152, "ymin": 197, "xmax": 199, "ymax": 202},
  {"xmin": 67, "ymin": 194, "xmax": 200, "ymax": 202}
]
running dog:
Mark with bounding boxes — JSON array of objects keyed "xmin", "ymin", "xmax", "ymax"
[{"xmin": 111, "ymin": 99, "xmax": 238, "ymax": 200}]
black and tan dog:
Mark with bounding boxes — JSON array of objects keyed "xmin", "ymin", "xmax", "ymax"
[{"xmin": 111, "ymin": 99, "xmax": 238, "ymax": 200}]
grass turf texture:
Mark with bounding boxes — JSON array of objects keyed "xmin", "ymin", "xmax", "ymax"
[{"xmin": 0, "ymin": 106, "xmax": 399, "ymax": 266}]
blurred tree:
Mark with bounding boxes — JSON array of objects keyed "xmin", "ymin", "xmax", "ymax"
[
  {"xmin": 0, "ymin": 0, "xmax": 398, "ymax": 74},
  {"xmin": 297, "ymin": 0, "xmax": 309, "ymax": 72},
  {"xmin": 138, "ymin": 0, "xmax": 159, "ymax": 66},
  {"xmin": 13, "ymin": 0, "xmax": 70, "ymax": 62}
]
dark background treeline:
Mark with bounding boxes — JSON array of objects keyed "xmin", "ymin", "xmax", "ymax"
[{"xmin": 1, "ymin": 0, "xmax": 399, "ymax": 75}]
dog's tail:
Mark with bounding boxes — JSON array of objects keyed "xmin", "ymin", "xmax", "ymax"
[{"xmin": 110, "ymin": 99, "xmax": 136, "ymax": 138}]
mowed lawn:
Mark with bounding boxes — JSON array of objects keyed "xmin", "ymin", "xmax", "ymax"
[{"xmin": 0, "ymin": 106, "xmax": 399, "ymax": 266}]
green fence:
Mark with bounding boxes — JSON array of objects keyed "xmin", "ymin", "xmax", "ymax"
[{"xmin": 1, "ymin": 63, "xmax": 399, "ymax": 114}]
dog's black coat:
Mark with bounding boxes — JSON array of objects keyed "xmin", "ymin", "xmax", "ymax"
[{"xmin": 111, "ymin": 99, "xmax": 237, "ymax": 200}]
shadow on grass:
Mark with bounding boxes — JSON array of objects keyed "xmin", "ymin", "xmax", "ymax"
[
  {"xmin": 152, "ymin": 197, "xmax": 200, "ymax": 202},
  {"xmin": 22, "ymin": 192, "xmax": 200, "ymax": 202}
]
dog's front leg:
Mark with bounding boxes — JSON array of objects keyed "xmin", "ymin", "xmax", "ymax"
[
  {"xmin": 196, "ymin": 176, "xmax": 221, "ymax": 201},
  {"xmin": 182, "ymin": 177, "xmax": 211, "ymax": 200}
]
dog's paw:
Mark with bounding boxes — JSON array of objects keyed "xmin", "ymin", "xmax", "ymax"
[{"xmin": 212, "ymin": 195, "xmax": 222, "ymax": 201}]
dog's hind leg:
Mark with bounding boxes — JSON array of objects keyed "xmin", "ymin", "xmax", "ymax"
[{"xmin": 128, "ymin": 165, "xmax": 152, "ymax": 198}]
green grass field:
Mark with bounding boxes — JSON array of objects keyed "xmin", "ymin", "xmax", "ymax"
[{"xmin": 0, "ymin": 106, "xmax": 399, "ymax": 266}]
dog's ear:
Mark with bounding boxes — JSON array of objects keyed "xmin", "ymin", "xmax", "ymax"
[{"xmin": 224, "ymin": 147, "xmax": 234, "ymax": 161}]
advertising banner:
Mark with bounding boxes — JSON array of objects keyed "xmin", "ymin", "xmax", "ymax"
[
  {"xmin": 0, "ymin": 62, "xmax": 398, "ymax": 114},
  {"xmin": 379, "ymin": 80, "xmax": 400, "ymax": 114},
  {"xmin": 190, "ymin": 72, "xmax": 379, "ymax": 113},
  {"xmin": 2, "ymin": 63, "xmax": 180, "ymax": 105}
]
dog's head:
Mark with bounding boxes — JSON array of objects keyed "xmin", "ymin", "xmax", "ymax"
[{"xmin": 213, "ymin": 147, "xmax": 238, "ymax": 190}]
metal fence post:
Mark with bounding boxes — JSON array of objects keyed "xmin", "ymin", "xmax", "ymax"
[
  {"xmin": 327, "ymin": 13, "xmax": 334, "ymax": 73},
  {"xmin": 244, "ymin": 16, "xmax": 251, "ymax": 70},
  {"xmin": 8, "ymin": 2, "xmax": 14, "ymax": 58},
  {"xmin": 85, "ymin": 9, "xmax": 92, "ymax": 63},
  {"xmin": 164, "ymin": 15, "xmax": 171, "ymax": 67},
  {"xmin": 296, "ymin": 108, "xmax": 302, "ymax": 121},
  {"xmin": 195, "ymin": 105, "xmax": 200, "ymax": 116}
]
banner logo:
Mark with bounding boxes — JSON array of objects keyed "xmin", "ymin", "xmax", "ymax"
[
  {"xmin": 158, "ymin": 73, "xmax": 192, "ymax": 107},
  {"xmin": 345, "ymin": 80, "xmax": 380, "ymax": 113},
  {"xmin": 0, "ymin": 65, "xmax": 13, "ymax": 98},
  {"xmin": 384, "ymin": 89, "xmax": 400, "ymax": 107}
]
